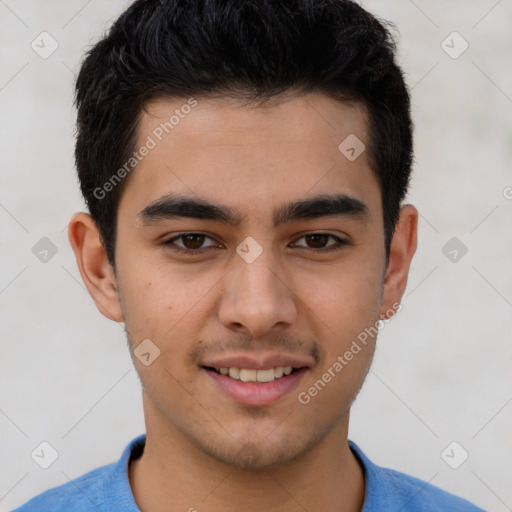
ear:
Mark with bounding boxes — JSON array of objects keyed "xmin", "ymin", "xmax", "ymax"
[
  {"xmin": 68, "ymin": 212, "xmax": 124, "ymax": 322},
  {"xmin": 380, "ymin": 204, "xmax": 418, "ymax": 319}
]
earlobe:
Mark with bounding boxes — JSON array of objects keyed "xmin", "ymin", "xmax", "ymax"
[
  {"xmin": 67, "ymin": 212, "xmax": 124, "ymax": 322},
  {"xmin": 380, "ymin": 204, "xmax": 418, "ymax": 318}
]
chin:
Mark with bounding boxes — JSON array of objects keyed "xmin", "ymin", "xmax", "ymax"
[{"xmin": 200, "ymin": 430, "xmax": 324, "ymax": 471}]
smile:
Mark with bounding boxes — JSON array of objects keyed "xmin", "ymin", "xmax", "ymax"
[
  {"xmin": 203, "ymin": 365, "xmax": 309, "ymax": 406},
  {"xmin": 209, "ymin": 366, "xmax": 295, "ymax": 382}
]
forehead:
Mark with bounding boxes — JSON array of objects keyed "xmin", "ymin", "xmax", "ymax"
[
  {"xmin": 140, "ymin": 92, "xmax": 369, "ymax": 154},
  {"xmin": 118, "ymin": 91, "xmax": 380, "ymax": 224}
]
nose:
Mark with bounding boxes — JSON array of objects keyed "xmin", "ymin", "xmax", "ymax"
[{"xmin": 218, "ymin": 247, "xmax": 298, "ymax": 338}]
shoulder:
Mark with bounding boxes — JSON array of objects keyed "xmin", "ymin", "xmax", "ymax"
[
  {"xmin": 11, "ymin": 434, "xmax": 145, "ymax": 512},
  {"xmin": 375, "ymin": 466, "xmax": 485, "ymax": 511},
  {"xmin": 349, "ymin": 441, "xmax": 485, "ymax": 512},
  {"xmin": 11, "ymin": 463, "xmax": 114, "ymax": 511}
]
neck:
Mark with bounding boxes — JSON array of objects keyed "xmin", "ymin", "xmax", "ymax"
[{"xmin": 129, "ymin": 407, "xmax": 365, "ymax": 512}]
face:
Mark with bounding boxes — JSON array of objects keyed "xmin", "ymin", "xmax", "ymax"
[{"xmin": 71, "ymin": 91, "xmax": 416, "ymax": 470}]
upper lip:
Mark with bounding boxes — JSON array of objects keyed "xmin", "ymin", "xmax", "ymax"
[{"xmin": 201, "ymin": 353, "xmax": 313, "ymax": 371}]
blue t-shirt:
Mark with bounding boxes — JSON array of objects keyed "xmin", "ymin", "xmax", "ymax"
[{"xmin": 12, "ymin": 434, "xmax": 484, "ymax": 511}]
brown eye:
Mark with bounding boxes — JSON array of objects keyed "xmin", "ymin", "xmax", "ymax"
[
  {"xmin": 180, "ymin": 234, "xmax": 207, "ymax": 249},
  {"xmin": 304, "ymin": 234, "xmax": 330, "ymax": 249},
  {"xmin": 291, "ymin": 233, "xmax": 348, "ymax": 253},
  {"xmin": 164, "ymin": 233, "xmax": 220, "ymax": 254}
]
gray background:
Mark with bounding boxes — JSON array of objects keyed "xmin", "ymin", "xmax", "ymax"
[{"xmin": 1, "ymin": 0, "xmax": 511, "ymax": 510}]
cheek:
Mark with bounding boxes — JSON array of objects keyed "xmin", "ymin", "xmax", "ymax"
[
  {"xmin": 306, "ymin": 260, "xmax": 383, "ymax": 332},
  {"xmin": 117, "ymin": 259, "xmax": 221, "ymax": 344}
]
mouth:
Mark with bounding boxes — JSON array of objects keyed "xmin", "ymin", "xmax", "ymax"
[
  {"xmin": 201, "ymin": 364, "xmax": 309, "ymax": 406},
  {"xmin": 203, "ymin": 365, "xmax": 300, "ymax": 382}
]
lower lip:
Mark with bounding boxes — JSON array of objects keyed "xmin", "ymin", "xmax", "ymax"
[{"xmin": 204, "ymin": 368, "xmax": 308, "ymax": 406}]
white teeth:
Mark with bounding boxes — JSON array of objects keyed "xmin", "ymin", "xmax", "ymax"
[
  {"xmin": 256, "ymin": 368, "xmax": 275, "ymax": 382},
  {"xmin": 239, "ymin": 369, "xmax": 257, "ymax": 382},
  {"xmin": 273, "ymin": 367, "xmax": 284, "ymax": 379},
  {"xmin": 216, "ymin": 366, "xmax": 296, "ymax": 382},
  {"xmin": 228, "ymin": 367, "xmax": 240, "ymax": 379}
]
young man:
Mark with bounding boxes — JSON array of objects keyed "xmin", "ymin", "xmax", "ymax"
[{"xmin": 14, "ymin": 0, "xmax": 483, "ymax": 511}]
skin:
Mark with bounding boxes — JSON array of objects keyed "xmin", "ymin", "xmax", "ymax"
[{"xmin": 68, "ymin": 91, "xmax": 418, "ymax": 512}]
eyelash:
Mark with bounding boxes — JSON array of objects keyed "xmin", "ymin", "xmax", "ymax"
[{"xmin": 163, "ymin": 232, "xmax": 349, "ymax": 255}]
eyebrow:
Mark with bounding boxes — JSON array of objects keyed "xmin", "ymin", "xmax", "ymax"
[{"xmin": 138, "ymin": 192, "xmax": 369, "ymax": 227}]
